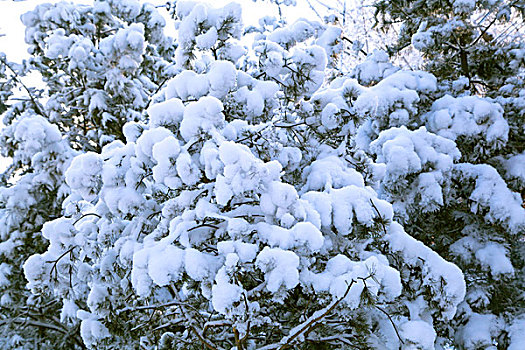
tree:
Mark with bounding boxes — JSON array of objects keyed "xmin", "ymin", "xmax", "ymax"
[
  {"xmin": 2, "ymin": 0, "xmax": 469, "ymax": 349},
  {"xmin": 1, "ymin": 0, "xmax": 174, "ymax": 348},
  {"xmin": 2, "ymin": 0, "xmax": 522, "ymax": 349},
  {"xmin": 367, "ymin": 0, "xmax": 525, "ymax": 348}
]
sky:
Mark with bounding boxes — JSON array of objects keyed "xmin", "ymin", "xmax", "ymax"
[
  {"xmin": 0, "ymin": 0, "xmax": 327, "ymax": 171},
  {"xmin": 0, "ymin": 0, "xmax": 324, "ymax": 61}
]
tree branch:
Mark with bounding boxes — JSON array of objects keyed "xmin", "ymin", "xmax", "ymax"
[
  {"xmin": 0, "ymin": 55, "xmax": 48, "ymax": 118},
  {"xmin": 375, "ymin": 305, "xmax": 404, "ymax": 344},
  {"xmin": 0, "ymin": 318, "xmax": 66, "ymax": 334},
  {"xmin": 276, "ymin": 279, "xmax": 357, "ymax": 349}
]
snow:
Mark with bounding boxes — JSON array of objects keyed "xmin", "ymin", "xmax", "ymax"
[
  {"xmin": 147, "ymin": 245, "xmax": 185, "ymax": 287},
  {"xmin": 78, "ymin": 311, "xmax": 110, "ymax": 349},
  {"xmin": 475, "ymin": 243, "xmax": 514, "ymax": 276},
  {"xmin": 399, "ymin": 320, "xmax": 436, "ymax": 350},
  {"xmin": 196, "ymin": 27, "xmax": 218, "ymax": 50},
  {"xmin": 301, "ymin": 191, "xmax": 332, "ymax": 227},
  {"xmin": 60, "ymin": 299, "xmax": 79, "ymax": 323},
  {"xmin": 330, "ymin": 186, "xmax": 389, "ymax": 232},
  {"xmin": 111, "ymin": 0, "xmax": 141, "ymax": 19},
  {"xmin": 131, "ymin": 247, "xmax": 154, "ymax": 297},
  {"xmin": 212, "ymin": 267, "xmax": 242, "ymax": 314},
  {"xmin": 260, "ymin": 181, "xmax": 298, "ymax": 214},
  {"xmin": 412, "ymin": 22, "xmax": 435, "ymax": 51},
  {"xmin": 370, "ymin": 126, "xmax": 460, "ymax": 214},
  {"xmin": 501, "ymin": 151, "xmax": 525, "ymax": 182},
  {"xmin": 184, "ymin": 248, "xmax": 216, "ymax": 281},
  {"xmin": 321, "ymin": 103, "xmax": 340, "ymax": 130},
  {"xmin": 456, "ymin": 313, "xmax": 498, "ymax": 349},
  {"xmin": 255, "ymin": 247, "xmax": 300, "ymax": 293},
  {"xmin": 175, "ymin": 152, "xmax": 201, "ymax": 186},
  {"xmin": 152, "ymin": 136, "xmax": 182, "ymax": 188},
  {"xmin": 87, "ymin": 284, "xmax": 109, "ymax": 313},
  {"xmin": 301, "ymin": 155, "xmax": 364, "ymax": 192},
  {"xmin": 207, "ymin": 61, "xmax": 237, "ymax": 98},
  {"xmin": 386, "ymin": 222, "xmax": 466, "ymax": 320},
  {"xmin": 315, "ymin": 25, "xmax": 342, "ymax": 60},
  {"xmin": 100, "ymin": 23, "xmax": 145, "ymax": 72},
  {"xmin": 424, "ymin": 95, "xmax": 508, "ymax": 145},
  {"xmin": 147, "ymin": 98, "xmax": 185, "ymax": 128},
  {"xmin": 104, "ymin": 187, "xmax": 144, "ymax": 216},
  {"xmin": 217, "ymin": 240, "xmax": 258, "ymax": 262},
  {"xmin": 13, "ymin": 115, "xmax": 62, "ymax": 162},
  {"xmin": 277, "ymin": 146, "xmax": 302, "ymax": 170},
  {"xmin": 174, "ymin": 1, "xmax": 242, "ymax": 69},
  {"xmin": 508, "ymin": 317, "xmax": 525, "ymax": 350},
  {"xmin": 23, "ymin": 254, "xmax": 46, "ymax": 292},
  {"xmin": 256, "ymin": 221, "xmax": 324, "ymax": 252},
  {"xmin": 354, "ymin": 50, "xmax": 400, "ymax": 85},
  {"xmin": 180, "ymin": 96, "xmax": 224, "ymax": 141},
  {"xmin": 303, "ymin": 255, "xmax": 402, "ymax": 306},
  {"xmin": 5, "ymin": 0, "xmax": 524, "ymax": 348},
  {"xmin": 453, "ymin": 0, "xmax": 476, "ymax": 13},
  {"xmin": 456, "ymin": 163, "xmax": 525, "ymax": 234},
  {"xmin": 215, "ymin": 141, "xmax": 281, "ymax": 206},
  {"xmin": 267, "ymin": 19, "xmax": 316, "ymax": 46},
  {"xmin": 65, "ymin": 153, "xmax": 103, "ymax": 201},
  {"xmin": 166, "ymin": 70, "xmax": 210, "ymax": 101}
]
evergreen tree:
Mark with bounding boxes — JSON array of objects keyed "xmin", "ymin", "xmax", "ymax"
[
  {"xmin": 16, "ymin": 1, "xmax": 466, "ymax": 349},
  {"xmin": 0, "ymin": 0, "xmax": 174, "ymax": 348},
  {"xmin": 2, "ymin": 0, "xmax": 523, "ymax": 349},
  {"xmin": 368, "ymin": 0, "xmax": 525, "ymax": 348}
]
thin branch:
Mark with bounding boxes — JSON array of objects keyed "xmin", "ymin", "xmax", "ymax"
[
  {"xmin": 187, "ymin": 223, "xmax": 219, "ymax": 232},
  {"xmin": 73, "ymin": 212, "xmax": 101, "ymax": 225},
  {"xmin": 468, "ymin": 16, "xmax": 498, "ymax": 48},
  {"xmin": 202, "ymin": 320, "xmax": 232, "ymax": 335},
  {"xmin": 342, "ymin": 37, "xmax": 368, "ymax": 56},
  {"xmin": 234, "ymin": 326, "xmax": 243, "ymax": 350},
  {"xmin": 375, "ymin": 305, "xmax": 404, "ymax": 344},
  {"xmin": 0, "ymin": 318, "xmax": 67, "ymax": 334},
  {"xmin": 369, "ymin": 198, "xmax": 388, "ymax": 235},
  {"xmin": 47, "ymin": 246, "xmax": 76, "ymax": 281},
  {"xmin": 190, "ymin": 325, "xmax": 222, "ymax": 350},
  {"xmin": 277, "ymin": 279, "xmax": 357, "ymax": 349},
  {"xmin": 145, "ymin": 75, "xmax": 171, "ymax": 109},
  {"xmin": 0, "ymin": 55, "xmax": 48, "ymax": 118},
  {"xmin": 306, "ymin": 334, "xmax": 355, "ymax": 346},
  {"xmin": 274, "ymin": 121, "xmax": 307, "ymax": 128},
  {"xmin": 304, "ymin": 0, "xmax": 324, "ymax": 21},
  {"xmin": 117, "ymin": 301, "xmax": 188, "ymax": 314},
  {"xmin": 312, "ymin": 0, "xmax": 340, "ymax": 12}
]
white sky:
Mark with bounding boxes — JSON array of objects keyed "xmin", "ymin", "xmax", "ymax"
[
  {"xmin": 0, "ymin": 0, "xmax": 326, "ymax": 172},
  {"xmin": 0, "ymin": 0, "xmax": 324, "ymax": 61}
]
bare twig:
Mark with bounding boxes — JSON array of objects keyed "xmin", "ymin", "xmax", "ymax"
[
  {"xmin": 304, "ymin": 0, "xmax": 324, "ymax": 21},
  {"xmin": 375, "ymin": 305, "xmax": 404, "ymax": 344},
  {"xmin": 118, "ymin": 301, "xmax": 188, "ymax": 314},
  {"xmin": 187, "ymin": 223, "xmax": 219, "ymax": 232},
  {"xmin": 0, "ymin": 318, "xmax": 66, "ymax": 334},
  {"xmin": 47, "ymin": 246, "xmax": 76, "ymax": 281},
  {"xmin": 73, "ymin": 212, "xmax": 101, "ymax": 225},
  {"xmin": 0, "ymin": 55, "xmax": 48, "ymax": 118},
  {"xmin": 277, "ymin": 279, "xmax": 357, "ymax": 349},
  {"xmin": 369, "ymin": 198, "xmax": 388, "ymax": 235},
  {"xmin": 342, "ymin": 37, "xmax": 368, "ymax": 56},
  {"xmin": 189, "ymin": 325, "xmax": 222, "ymax": 350}
]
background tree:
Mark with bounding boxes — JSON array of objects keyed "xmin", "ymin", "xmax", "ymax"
[
  {"xmin": 0, "ymin": 0, "xmax": 174, "ymax": 348},
  {"xmin": 366, "ymin": 0, "xmax": 525, "ymax": 348}
]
